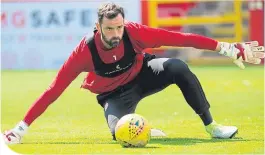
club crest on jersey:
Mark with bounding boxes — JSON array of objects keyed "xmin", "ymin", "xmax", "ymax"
[{"xmin": 116, "ymin": 65, "xmax": 121, "ymax": 70}]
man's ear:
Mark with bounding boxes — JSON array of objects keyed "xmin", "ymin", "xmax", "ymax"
[{"xmin": 95, "ymin": 22, "xmax": 101, "ymax": 33}]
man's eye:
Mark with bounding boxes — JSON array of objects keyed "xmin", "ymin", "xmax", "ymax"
[{"xmin": 107, "ymin": 28, "xmax": 112, "ymax": 31}]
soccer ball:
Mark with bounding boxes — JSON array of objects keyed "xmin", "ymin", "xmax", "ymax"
[{"xmin": 115, "ymin": 114, "xmax": 151, "ymax": 148}]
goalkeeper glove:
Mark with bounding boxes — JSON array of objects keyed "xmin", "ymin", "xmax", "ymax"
[
  {"xmin": 219, "ymin": 41, "xmax": 265, "ymax": 69},
  {"xmin": 2, "ymin": 121, "xmax": 28, "ymax": 144},
  {"xmin": 3, "ymin": 130, "xmax": 22, "ymax": 144}
]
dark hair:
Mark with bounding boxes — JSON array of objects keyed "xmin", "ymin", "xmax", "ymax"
[{"xmin": 97, "ymin": 2, "xmax": 125, "ymax": 24}]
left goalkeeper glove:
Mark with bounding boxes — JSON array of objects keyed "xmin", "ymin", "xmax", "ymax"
[{"xmin": 219, "ymin": 41, "xmax": 265, "ymax": 69}]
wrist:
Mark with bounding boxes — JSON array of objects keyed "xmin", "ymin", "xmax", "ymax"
[
  {"xmin": 218, "ymin": 42, "xmax": 237, "ymax": 58},
  {"xmin": 13, "ymin": 120, "xmax": 29, "ymax": 136},
  {"xmin": 215, "ymin": 42, "xmax": 222, "ymax": 52}
]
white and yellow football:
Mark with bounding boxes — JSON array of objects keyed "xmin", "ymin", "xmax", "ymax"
[{"xmin": 115, "ymin": 114, "xmax": 151, "ymax": 148}]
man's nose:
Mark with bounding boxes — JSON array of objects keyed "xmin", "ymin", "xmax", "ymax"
[{"xmin": 113, "ymin": 29, "xmax": 119, "ymax": 36}]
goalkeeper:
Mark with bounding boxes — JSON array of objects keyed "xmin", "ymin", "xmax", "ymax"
[{"xmin": 3, "ymin": 2, "xmax": 264, "ymax": 144}]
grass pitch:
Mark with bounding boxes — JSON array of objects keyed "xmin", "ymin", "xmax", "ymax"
[{"xmin": 1, "ymin": 65, "xmax": 264, "ymax": 154}]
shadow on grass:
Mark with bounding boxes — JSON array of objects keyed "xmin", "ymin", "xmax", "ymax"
[
  {"xmin": 22, "ymin": 137, "xmax": 256, "ymax": 146},
  {"xmin": 149, "ymin": 137, "xmax": 251, "ymax": 146},
  {"xmin": 22, "ymin": 141, "xmax": 160, "ymax": 148},
  {"xmin": 121, "ymin": 146, "xmax": 160, "ymax": 149},
  {"xmin": 22, "ymin": 141, "xmax": 117, "ymax": 145}
]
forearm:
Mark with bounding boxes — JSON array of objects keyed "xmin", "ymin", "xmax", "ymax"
[
  {"xmin": 154, "ymin": 29, "xmax": 219, "ymax": 51},
  {"xmin": 129, "ymin": 22, "xmax": 219, "ymax": 50},
  {"xmin": 23, "ymin": 86, "xmax": 65, "ymax": 125},
  {"xmin": 177, "ymin": 33, "xmax": 219, "ymax": 50},
  {"xmin": 23, "ymin": 67, "xmax": 82, "ymax": 126}
]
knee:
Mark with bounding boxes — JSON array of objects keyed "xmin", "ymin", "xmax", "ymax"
[{"xmin": 163, "ymin": 59, "xmax": 191, "ymax": 75}]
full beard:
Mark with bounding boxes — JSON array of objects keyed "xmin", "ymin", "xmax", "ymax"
[{"xmin": 102, "ymin": 33, "xmax": 121, "ymax": 49}]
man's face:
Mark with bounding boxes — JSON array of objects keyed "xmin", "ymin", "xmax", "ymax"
[{"xmin": 97, "ymin": 14, "xmax": 124, "ymax": 48}]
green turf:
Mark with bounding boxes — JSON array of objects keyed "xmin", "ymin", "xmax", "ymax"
[{"xmin": 1, "ymin": 66, "xmax": 264, "ymax": 154}]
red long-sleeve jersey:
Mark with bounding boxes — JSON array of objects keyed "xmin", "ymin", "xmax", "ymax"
[{"xmin": 23, "ymin": 21, "xmax": 218, "ymax": 125}]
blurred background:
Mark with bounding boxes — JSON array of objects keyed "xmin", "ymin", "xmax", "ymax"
[{"xmin": 1, "ymin": 0, "xmax": 264, "ymax": 70}]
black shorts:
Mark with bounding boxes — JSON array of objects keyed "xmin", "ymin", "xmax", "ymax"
[{"xmin": 96, "ymin": 54, "xmax": 171, "ymax": 107}]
